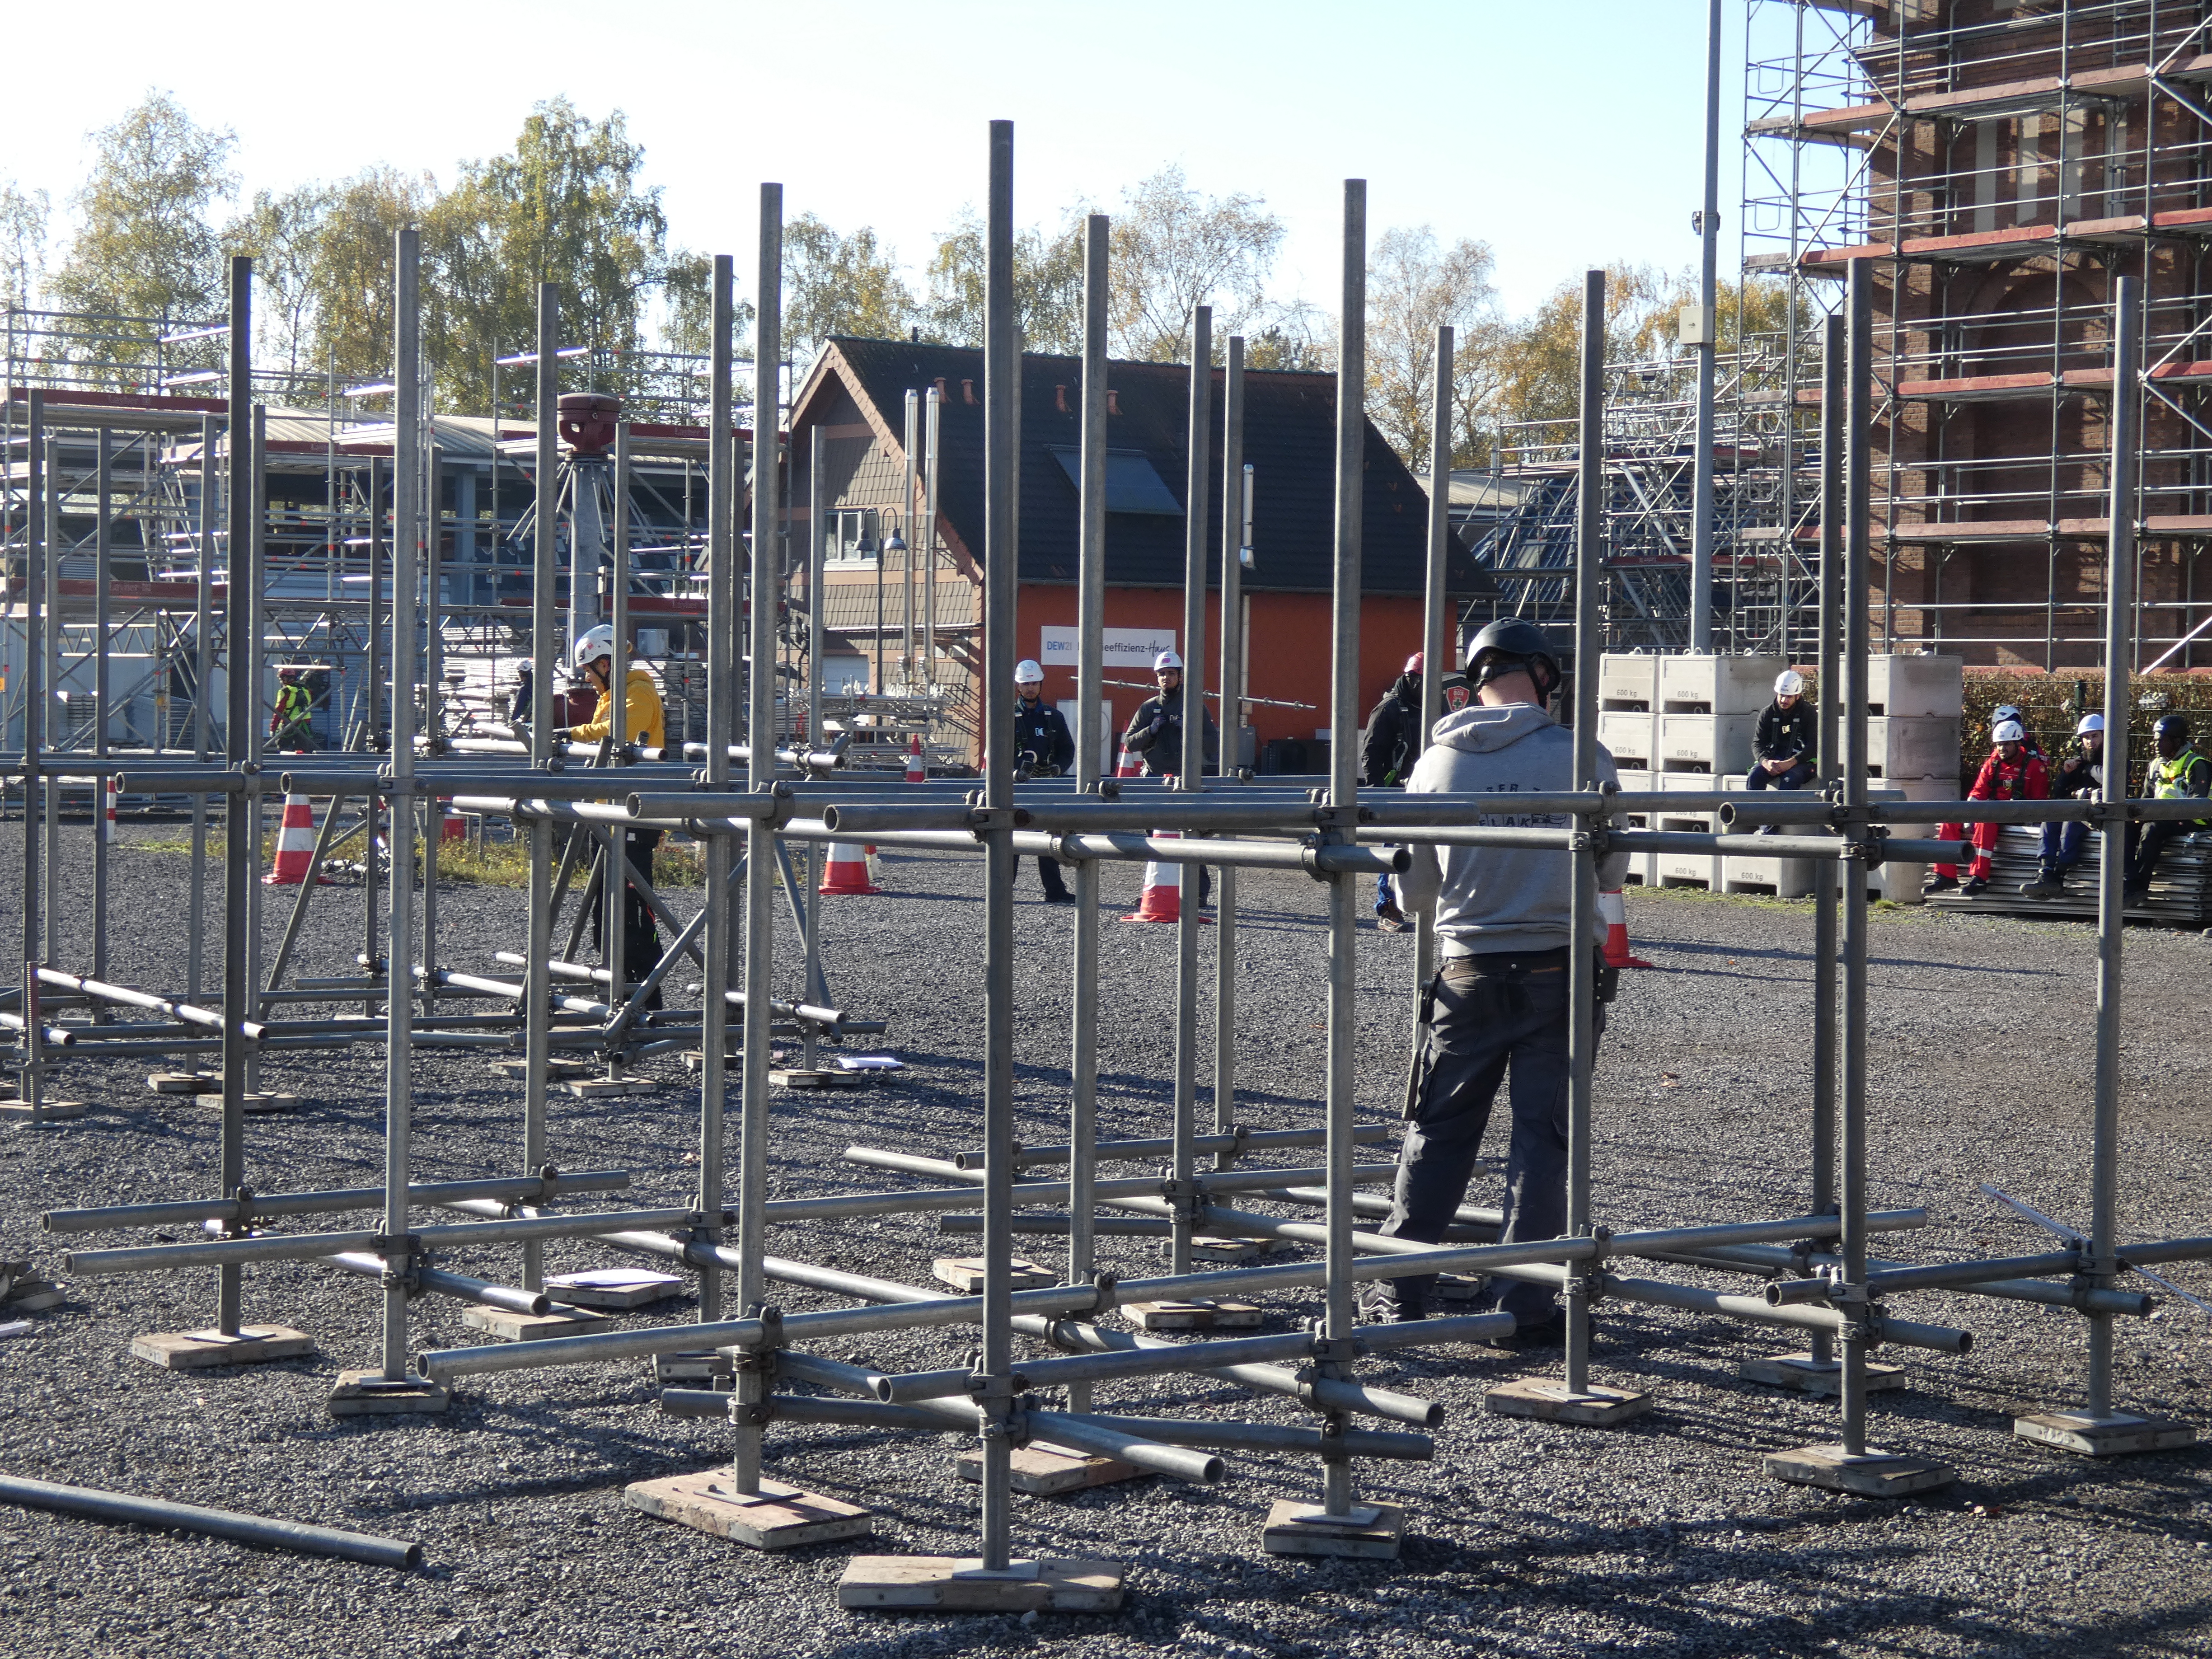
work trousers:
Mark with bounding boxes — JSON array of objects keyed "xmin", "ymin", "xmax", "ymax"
[
  {"xmin": 2127, "ymin": 819, "xmax": 2197, "ymax": 890},
  {"xmin": 1380, "ymin": 947, "xmax": 1602, "ymax": 1321},
  {"xmin": 584, "ymin": 825, "xmax": 665, "ymax": 1004},
  {"xmin": 1743, "ymin": 760, "xmax": 1814, "ymax": 792},
  {"xmin": 2039, "ymin": 820, "xmax": 2088, "ymax": 872},
  {"xmin": 1934, "ymin": 819, "xmax": 2003, "ymax": 881},
  {"xmin": 1015, "ymin": 854, "xmax": 1070, "ymax": 900}
]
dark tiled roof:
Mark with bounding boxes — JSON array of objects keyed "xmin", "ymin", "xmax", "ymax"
[{"xmin": 806, "ymin": 337, "xmax": 1494, "ymax": 598}]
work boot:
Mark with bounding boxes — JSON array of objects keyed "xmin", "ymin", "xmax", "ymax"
[
  {"xmin": 1358, "ymin": 1277, "xmax": 1425, "ymax": 1324},
  {"xmin": 1924, "ymin": 873, "xmax": 1959, "ymax": 895},
  {"xmin": 2020, "ymin": 863, "xmax": 2063, "ymax": 900},
  {"xmin": 2124, "ymin": 883, "xmax": 2151, "ymax": 907},
  {"xmin": 1374, "ymin": 901, "xmax": 1409, "ymax": 933},
  {"xmin": 1960, "ymin": 876, "xmax": 1987, "ymax": 897}
]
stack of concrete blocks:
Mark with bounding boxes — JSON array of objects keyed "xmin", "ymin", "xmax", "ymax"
[
  {"xmin": 1658, "ymin": 654, "xmax": 1782, "ymax": 892},
  {"xmin": 1853, "ymin": 653, "xmax": 1963, "ymax": 902},
  {"xmin": 1596, "ymin": 654, "xmax": 1660, "ymax": 885}
]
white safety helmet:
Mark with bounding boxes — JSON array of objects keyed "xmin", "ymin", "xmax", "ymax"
[
  {"xmin": 2076, "ymin": 712, "xmax": 2105, "ymax": 736},
  {"xmin": 1992, "ymin": 704, "xmax": 2024, "ymax": 728},
  {"xmin": 1992, "ymin": 719, "xmax": 2025, "ymax": 745},
  {"xmin": 1774, "ymin": 670, "xmax": 1806, "ymax": 698},
  {"xmin": 1014, "ymin": 659, "xmax": 1045, "ymax": 685},
  {"xmin": 1154, "ymin": 650, "xmax": 1183, "ymax": 673},
  {"xmin": 572, "ymin": 623, "xmax": 615, "ymax": 671}
]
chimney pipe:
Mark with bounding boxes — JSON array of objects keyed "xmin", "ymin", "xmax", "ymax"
[
  {"xmin": 1054, "ymin": 384, "xmax": 1069, "ymax": 413},
  {"xmin": 1107, "ymin": 389, "xmax": 1120, "ymax": 416},
  {"xmin": 962, "ymin": 378, "xmax": 977, "ymax": 406}
]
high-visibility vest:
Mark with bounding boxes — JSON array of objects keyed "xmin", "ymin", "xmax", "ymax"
[{"xmin": 2151, "ymin": 745, "xmax": 2208, "ymax": 799}]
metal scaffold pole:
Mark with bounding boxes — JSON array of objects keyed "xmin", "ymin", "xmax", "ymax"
[
  {"xmin": 522, "ymin": 284, "xmax": 558, "ymax": 1295},
  {"xmin": 1215, "ymin": 332, "xmax": 1246, "ymax": 1151},
  {"xmin": 1170, "ymin": 304, "xmax": 1210, "ymax": 1281},
  {"xmin": 698, "ymin": 252, "xmax": 735, "ymax": 1326}
]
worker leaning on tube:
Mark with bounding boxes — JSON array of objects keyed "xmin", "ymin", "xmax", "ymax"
[
  {"xmin": 1371, "ymin": 618, "xmax": 1629, "ymax": 1338},
  {"xmin": 555, "ymin": 625, "xmax": 667, "ymax": 1003}
]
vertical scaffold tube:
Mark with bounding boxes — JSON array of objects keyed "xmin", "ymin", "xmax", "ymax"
[
  {"xmin": 699, "ymin": 253, "xmax": 736, "ymax": 1325},
  {"xmin": 19, "ymin": 392, "xmax": 42, "ymax": 1118},
  {"xmin": 1066, "ymin": 213, "xmax": 1108, "ymax": 1411},
  {"xmin": 1810, "ymin": 310, "xmax": 1844, "ymax": 1367},
  {"xmin": 522, "ymin": 283, "xmax": 559, "ymax": 1295},
  {"xmin": 2089, "ymin": 275, "xmax": 2141, "ymax": 1423},
  {"xmin": 1171, "ymin": 304, "xmax": 1211, "ymax": 1278},
  {"xmin": 218, "ymin": 256, "xmax": 253, "ymax": 1335},
  {"xmin": 1321, "ymin": 178, "xmax": 1366, "ymax": 1518},
  {"xmin": 384, "ymin": 228, "xmax": 421, "ymax": 1378},
  {"xmin": 189, "ymin": 411, "xmax": 213, "ymax": 1003},
  {"xmin": 731, "ymin": 189, "xmax": 783, "ymax": 1496},
  {"xmin": 93, "ymin": 428, "xmax": 111, "ymax": 985},
  {"xmin": 979, "ymin": 117, "xmax": 1019, "ymax": 1572},
  {"xmin": 1215, "ymin": 334, "xmax": 1246, "ymax": 1154},
  {"xmin": 1562, "ymin": 271, "xmax": 1603, "ymax": 1399},
  {"xmin": 1840, "ymin": 260, "xmax": 1874, "ymax": 1455},
  {"xmin": 1415, "ymin": 327, "xmax": 1452, "ymax": 1000},
  {"xmin": 802, "ymin": 426, "xmax": 826, "ymax": 1072}
]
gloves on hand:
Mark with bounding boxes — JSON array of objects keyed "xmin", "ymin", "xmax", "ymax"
[{"xmin": 551, "ymin": 727, "xmax": 572, "ymax": 744}]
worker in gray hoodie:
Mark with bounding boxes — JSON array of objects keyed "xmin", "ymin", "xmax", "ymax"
[{"xmin": 1371, "ymin": 618, "xmax": 1629, "ymax": 1339}]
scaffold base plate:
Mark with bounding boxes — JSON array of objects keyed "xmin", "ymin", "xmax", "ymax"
[
  {"xmin": 563, "ymin": 1075, "xmax": 656, "ymax": 1099},
  {"xmin": 461, "ymin": 1304, "xmax": 609, "ymax": 1341},
  {"xmin": 1126, "ymin": 1299, "xmax": 1264, "ymax": 1332},
  {"xmin": 1764, "ymin": 1442, "xmax": 1958, "ymax": 1496},
  {"xmin": 147, "ymin": 1072, "xmax": 219, "ymax": 1094},
  {"xmin": 1261, "ymin": 1500, "xmax": 1405, "ymax": 1560},
  {"xmin": 954, "ymin": 1442, "xmax": 1143, "ymax": 1494},
  {"xmin": 932, "ymin": 1257, "xmax": 1056, "ymax": 1293},
  {"xmin": 837, "ymin": 1554, "xmax": 1124, "ymax": 1612},
  {"xmin": 544, "ymin": 1269, "xmax": 684, "ymax": 1309},
  {"xmin": 1485, "ymin": 1377, "xmax": 1655, "ymax": 1426},
  {"xmin": 2013, "ymin": 1411, "xmax": 2197, "ymax": 1457},
  {"xmin": 1185, "ymin": 1237, "xmax": 1296, "ymax": 1266},
  {"xmin": 1741, "ymin": 1352, "xmax": 1908, "ymax": 1395},
  {"xmin": 493, "ymin": 1058, "xmax": 594, "ymax": 1081},
  {"xmin": 769, "ymin": 1068, "xmax": 869, "ymax": 1090},
  {"xmin": 626, "ymin": 1472, "xmax": 872, "ymax": 1551},
  {"xmin": 233, "ymin": 1094, "xmax": 302, "ymax": 1114},
  {"xmin": 328, "ymin": 1370, "xmax": 450, "ymax": 1416},
  {"xmin": 0, "ymin": 1100, "xmax": 87, "ymax": 1121},
  {"xmin": 132, "ymin": 1325, "xmax": 317, "ymax": 1370}
]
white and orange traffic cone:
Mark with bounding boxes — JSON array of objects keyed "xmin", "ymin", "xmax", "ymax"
[
  {"xmin": 1122, "ymin": 833, "xmax": 1211, "ymax": 923},
  {"xmin": 1115, "ymin": 739, "xmax": 1143, "ymax": 778},
  {"xmin": 99, "ymin": 777, "xmax": 117, "ymax": 844},
  {"xmin": 1598, "ymin": 887, "xmax": 1651, "ymax": 969},
  {"xmin": 819, "ymin": 842, "xmax": 882, "ymax": 896},
  {"xmin": 262, "ymin": 792, "xmax": 326, "ymax": 886},
  {"xmin": 905, "ymin": 735, "xmax": 926, "ymax": 783}
]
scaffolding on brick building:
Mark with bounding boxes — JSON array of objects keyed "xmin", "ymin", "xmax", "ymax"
[{"xmin": 1738, "ymin": 0, "xmax": 2212, "ymax": 671}]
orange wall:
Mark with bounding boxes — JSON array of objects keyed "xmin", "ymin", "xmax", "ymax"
[{"xmin": 1014, "ymin": 584, "xmax": 1429, "ymax": 754}]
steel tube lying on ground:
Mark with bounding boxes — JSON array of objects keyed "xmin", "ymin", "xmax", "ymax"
[
  {"xmin": 0, "ymin": 1474, "xmax": 421, "ymax": 1569},
  {"xmin": 66, "ymin": 1207, "xmax": 702, "ymax": 1275}
]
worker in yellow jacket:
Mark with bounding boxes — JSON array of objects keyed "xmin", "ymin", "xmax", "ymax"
[{"xmin": 557, "ymin": 624, "xmax": 666, "ymax": 1001}]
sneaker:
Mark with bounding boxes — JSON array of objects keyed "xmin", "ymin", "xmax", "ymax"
[
  {"xmin": 1357, "ymin": 1279, "xmax": 1424, "ymax": 1324},
  {"xmin": 1924, "ymin": 874, "xmax": 1959, "ymax": 895},
  {"xmin": 1960, "ymin": 877, "xmax": 1987, "ymax": 897}
]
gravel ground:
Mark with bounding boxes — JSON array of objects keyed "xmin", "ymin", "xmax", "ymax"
[{"xmin": 0, "ymin": 818, "xmax": 2207, "ymax": 1659}]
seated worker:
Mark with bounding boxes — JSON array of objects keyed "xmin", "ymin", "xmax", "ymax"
[
  {"xmin": 1747, "ymin": 670, "xmax": 1816, "ymax": 793},
  {"xmin": 2125, "ymin": 714, "xmax": 2211, "ymax": 904},
  {"xmin": 1992, "ymin": 703, "xmax": 2046, "ymax": 762},
  {"xmin": 2022, "ymin": 713, "xmax": 2103, "ymax": 899},
  {"xmin": 1929, "ymin": 718, "xmax": 2048, "ymax": 897},
  {"xmin": 554, "ymin": 626, "xmax": 667, "ymax": 998},
  {"xmin": 1123, "ymin": 649, "xmax": 1221, "ymax": 905}
]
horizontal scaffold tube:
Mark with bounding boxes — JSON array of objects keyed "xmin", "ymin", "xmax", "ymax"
[
  {"xmin": 949, "ymin": 1122, "xmax": 1390, "ymax": 1171},
  {"xmin": 65, "ymin": 1207, "xmax": 705, "ymax": 1276},
  {"xmin": 325, "ymin": 1253, "xmax": 550, "ymax": 1317},
  {"xmin": 44, "ymin": 1170, "xmax": 630, "ymax": 1233},
  {"xmin": 35, "ymin": 969, "xmax": 259, "ymax": 1038},
  {"xmin": 0, "ymin": 1475, "xmax": 421, "ymax": 1570},
  {"xmin": 1719, "ymin": 795, "xmax": 2212, "ymax": 828},
  {"xmin": 1630, "ymin": 1239, "xmax": 2154, "ymax": 1317}
]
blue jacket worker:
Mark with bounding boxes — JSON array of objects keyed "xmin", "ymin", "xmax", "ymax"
[
  {"xmin": 1122, "ymin": 649, "xmax": 1220, "ymax": 905},
  {"xmin": 1747, "ymin": 670, "xmax": 1816, "ymax": 792},
  {"xmin": 1011, "ymin": 658, "xmax": 1076, "ymax": 903},
  {"xmin": 1377, "ymin": 618, "xmax": 1630, "ymax": 1339}
]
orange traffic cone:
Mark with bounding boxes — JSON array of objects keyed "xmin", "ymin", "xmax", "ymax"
[
  {"xmin": 906, "ymin": 735, "xmax": 925, "ymax": 783},
  {"xmin": 262, "ymin": 792, "xmax": 326, "ymax": 886},
  {"xmin": 1115, "ymin": 735, "xmax": 1143, "ymax": 777},
  {"xmin": 819, "ymin": 842, "xmax": 882, "ymax": 896},
  {"xmin": 1121, "ymin": 833, "xmax": 1211, "ymax": 923},
  {"xmin": 1598, "ymin": 887, "xmax": 1651, "ymax": 969}
]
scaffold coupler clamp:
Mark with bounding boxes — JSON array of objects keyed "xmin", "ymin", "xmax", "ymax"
[
  {"xmin": 1306, "ymin": 1330, "xmax": 1362, "ymax": 1375},
  {"xmin": 1317, "ymin": 1412, "xmax": 1351, "ymax": 1463},
  {"xmin": 1158, "ymin": 1174, "xmax": 1204, "ymax": 1226},
  {"xmin": 1217, "ymin": 1122, "xmax": 1252, "ymax": 1171},
  {"xmin": 223, "ymin": 1185, "xmax": 257, "ymax": 1238},
  {"xmin": 528, "ymin": 1162, "xmax": 562, "ymax": 1206},
  {"xmin": 374, "ymin": 1232, "xmax": 422, "ymax": 1295}
]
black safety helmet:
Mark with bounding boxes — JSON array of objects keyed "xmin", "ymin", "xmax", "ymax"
[
  {"xmin": 1463, "ymin": 618, "xmax": 1562, "ymax": 701},
  {"xmin": 2155, "ymin": 713, "xmax": 2191, "ymax": 745}
]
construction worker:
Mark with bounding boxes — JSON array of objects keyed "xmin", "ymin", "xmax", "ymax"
[
  {"xmin": 510, "ymin": 661, "xmax": 534, "ymax": 726},
  {"xmin": 1374, "ymin": 618, "xmax": 1629, "ymax": 1337},
  {"xmin": 1011, "ymin": 658, "xmax": 1074, "ymax": 904},
  {"xmin": 270, "ymin": 665, "xmax": 316, "ymax": 752},
  {"xmin": 1747, "ymin": 670, "xmax": 1816, "ymax": 792},
  {"xmin": 1992, "ymin": 703, "xmax": 2046, "ymax": 761},
  {"xmin": 1124, "ymin": 649, "xmax": 1220, "ymax": 905},
  {"xmin": 1928, "ymin": 718, "xmax": 2047, "ymax": 897},
  {"xmin": 555, "ymin": 625, "xmax": 667, "ymax": 996},
  {"xmin": 1363, "ymin": 653, "xmax": 1426, "ymax": 931},
  {"xmin": 2022, "ymin": 713, "xmax": 2103, "ymax": 899},
  {"xmin": 2124, "ymin": 713, "xmax": 2211, "ymax": 904}
]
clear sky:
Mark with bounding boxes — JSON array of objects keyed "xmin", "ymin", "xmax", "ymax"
[{"xmin": 5, "ymin": 0, "xmax": 1748, "ymax": 320}]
